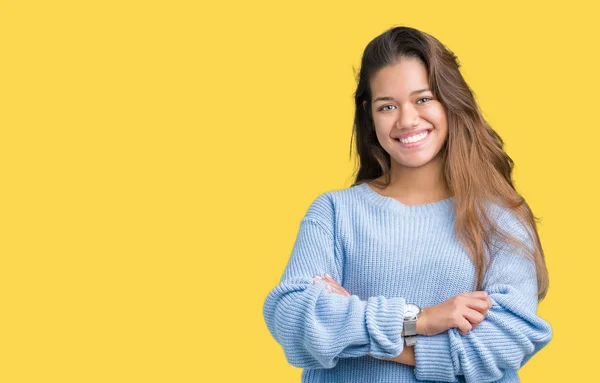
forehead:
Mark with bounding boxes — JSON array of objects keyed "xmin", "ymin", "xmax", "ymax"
[{"xmin": 370, "ymin": 57, "xmax": 429, "ymax": 95}]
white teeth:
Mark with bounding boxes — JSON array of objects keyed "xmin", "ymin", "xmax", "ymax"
[{"xmin": 399, "ymin": 131, "xmax": 428, "ymax": 144}]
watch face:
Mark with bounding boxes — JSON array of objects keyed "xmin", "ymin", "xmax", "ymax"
[{"xmin": 405, "ymin": 303, "xmax": 421, "ymax": 318}]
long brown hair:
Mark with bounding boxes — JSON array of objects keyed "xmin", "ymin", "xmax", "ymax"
[{"xmin": 349, "ymin": 25, "xmax": 549, "ymax": 300}]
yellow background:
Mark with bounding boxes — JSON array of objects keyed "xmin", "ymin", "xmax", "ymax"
[{"xmin": 1, "ymin": 0, "xmax": 598, "ymax": 381}]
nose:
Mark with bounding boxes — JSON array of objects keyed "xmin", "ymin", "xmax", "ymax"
[{"xmin": 396, "ymin": 103, "xmax": 420, "ymax": 130}]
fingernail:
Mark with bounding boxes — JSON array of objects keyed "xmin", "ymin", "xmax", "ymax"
[
  {"xmin": 325, "ymin": 273, "xmax": 332, "ymax": 279},
  {"xmin": 314, "ymin": 276, "xmax": 322, "ymax": 279}
]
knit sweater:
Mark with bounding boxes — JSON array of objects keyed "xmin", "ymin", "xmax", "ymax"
[{"xmin": 263, "ymin": 182, "xmax": 552, "ymax": 383}]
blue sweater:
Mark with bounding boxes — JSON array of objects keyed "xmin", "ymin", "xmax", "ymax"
[{"xmin": 263, "ymin": 182, "xmax": 552, "ymax": 383}]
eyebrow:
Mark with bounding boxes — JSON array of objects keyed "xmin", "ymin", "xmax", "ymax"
[{"xmin": 372, "ymin": 88, "xmax": 431, "ymax": 103}]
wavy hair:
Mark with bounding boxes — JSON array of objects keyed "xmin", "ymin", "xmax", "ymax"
[{"xmin": 349, "ymin": 26, "xmax": 549, "ymax": 300}]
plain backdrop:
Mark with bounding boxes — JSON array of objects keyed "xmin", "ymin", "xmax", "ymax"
[{"xmin": 1, "ymin": 0, "xmax": 598, "ymax": 381}]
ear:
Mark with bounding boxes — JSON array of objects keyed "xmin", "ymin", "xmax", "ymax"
[{"xmin": 362, "ymin": 100, "xmax": 368, "ymax": 111}]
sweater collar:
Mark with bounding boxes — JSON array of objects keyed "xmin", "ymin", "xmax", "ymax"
[{"xmin": 355, "ymin": 182, "xmax": 455, "ymax": 216}]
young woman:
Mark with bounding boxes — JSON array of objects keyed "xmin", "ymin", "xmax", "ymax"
[{"xmin": 263, "ymin": 25, "xmax": 552, "ymax": 383}]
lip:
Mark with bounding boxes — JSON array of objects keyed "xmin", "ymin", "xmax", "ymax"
[
  {"xmin": 393, "ymin": 129, "xmax": 432, "ymax": 148},
  {"xmin": 393, "ymin": 129, "xmax": 431, "ymax": 140}
]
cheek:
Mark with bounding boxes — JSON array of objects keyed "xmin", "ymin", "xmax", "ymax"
[
  {"xmin": 372, "ymin": 114, "xmax": 392, "ymax": 128},
  {"xmin": 429, "ymin": 109, "xmax": 448, "ymax": 135},
  {"xmin": 428, "ymin": 107, "xmax": 447, "ymax": 124}
]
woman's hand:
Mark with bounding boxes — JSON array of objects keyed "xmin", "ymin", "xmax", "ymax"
[
  {"xmin": 313, "ymin": 274, "xmax": 351, "ymax": 297},
  {"xmin": 418, "ymin": 291, "xmax": 492, "ymax": 336}
]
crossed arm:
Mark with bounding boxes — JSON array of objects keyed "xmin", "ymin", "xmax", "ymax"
[{"xmin": 314, "ymin": 274, "xmax": 492, "ymax": 367}]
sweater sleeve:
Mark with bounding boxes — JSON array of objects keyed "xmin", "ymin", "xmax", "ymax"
[
  {"xmin": 262, "ymin": 193, "xmax": 406, "ymax": 369},
  {"xmin": 413, "ymin": 209, "xmax": 553, "ymax": 383}
]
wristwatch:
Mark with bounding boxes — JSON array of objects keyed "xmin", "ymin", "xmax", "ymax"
[{"xmin": 403, "ymin": 303, "xmax": 421, "ymax": 346}]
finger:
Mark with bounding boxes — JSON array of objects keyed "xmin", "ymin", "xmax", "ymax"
[
  {"xmin": 324, "ymin": 273, "xmax": 336, "ymax": 282},
  {"xmin": 327, "ymin": 284, "xmax": 352, "ymax": 297},
  {"xmin": 328, "ymin": 281, "xmax": 351, "ymax": 296},
  {"xmin": 313, "ymin": 276, "xmax": 323, "ymax": 285},
  {"xmin": 465, "ymin": 298, "xmax": 491, "ymax": 314},
  {"xmin": 324, "ymin": 275, "xmax": 343, "ymax": 288},
  {"xmin": 328, "ymin": 280, "xmax": 343, "ymax": 290},
  {"xmin": 462, "ymin": 308, "xmax": 485, "ymax": 326},
  {"xmin": 475, "ymin": 292, "xmax": 493, "ymax": 310},
  {"xmin": 457, "ymin": 317, "xmax": 472, "ymax": 336},
  {"xmin": 320, "ymin": 275, "xmax": 351, "ymax": 297},
  {"xmin": 463, "ymin": 291, "xmax": 489, "ymax": 300}
]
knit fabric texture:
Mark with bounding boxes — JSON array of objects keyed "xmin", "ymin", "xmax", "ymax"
[{"xmin": 263, "ymin": 182, "xmax": 552, "ymax": 383}]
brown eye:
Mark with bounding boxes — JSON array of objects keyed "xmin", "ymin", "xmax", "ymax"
[
  {"xmin": 379, "ymin": 105, "xmax": 396, "ymax": 112},
  {"xmin": 416, "ymin": 97, "xmax": 432, "ymax": 104}
]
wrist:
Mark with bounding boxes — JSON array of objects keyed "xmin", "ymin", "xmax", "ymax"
[
  {"xmin": 416, "ymin": 307, "xmax": 427, "ymax": 335},
  {"xmin": 401, "ymin": 303, "xmax": 421, "ymax": 345}
]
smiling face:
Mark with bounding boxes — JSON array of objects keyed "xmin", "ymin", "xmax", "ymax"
[{"xmin": 368, "ymin": 56, "xmax": 449, "ymax": 171}]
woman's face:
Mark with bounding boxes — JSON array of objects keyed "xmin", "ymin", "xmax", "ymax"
[{"xmin": 368, "ymin": 56, "xmax": 449, "ymax": 170}]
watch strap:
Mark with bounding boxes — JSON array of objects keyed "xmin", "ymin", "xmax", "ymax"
[
  {"xmin": 405, "ymin": 335, "xmax": 417, "ymax": 346},
  {"xmin": 404, "ymin": 318, "xmax": 417, "ymax": 337}
]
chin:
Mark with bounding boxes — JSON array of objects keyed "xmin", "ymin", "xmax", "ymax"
[
  {"xmin": 394, "ymin": 156, "xmax": 437, "ymax": 169},
  {"xmin": 399, "ymin": 162, "xmax": 431, "ymax": 169}
]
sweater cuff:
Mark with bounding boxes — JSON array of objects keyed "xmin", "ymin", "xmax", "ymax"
[
  {"xmin": 365, "ymin": 296, "xmax": 405, "ymax": 358},
  {"xmin": 414, "ymin": 331, "xmax": 458, "ymax": 382}
]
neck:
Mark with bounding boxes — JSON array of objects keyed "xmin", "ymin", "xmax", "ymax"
[{"xmin": 374, "ymin": 156, "xmax": 452, "ymax": 205}]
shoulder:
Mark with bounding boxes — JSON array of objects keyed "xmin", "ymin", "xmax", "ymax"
[
  {"xmin": 303, "ymin": 184, "xmax": 362, "ymax": 223},
  {"xmin": 304, "ymin": 192, "xmax": 334, "ymax": 221},
  {"xmin": 485, "ymin": 202, "xmax": 530, "ymax": 235},
  {"xmin": 484, "ymin": 201, "xmax": 536, "ymax": 256}
]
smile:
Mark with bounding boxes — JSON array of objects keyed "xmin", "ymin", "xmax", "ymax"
[{"xmin": 394, "ymin": 129, "xmax": 432, "ymax": 147}]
